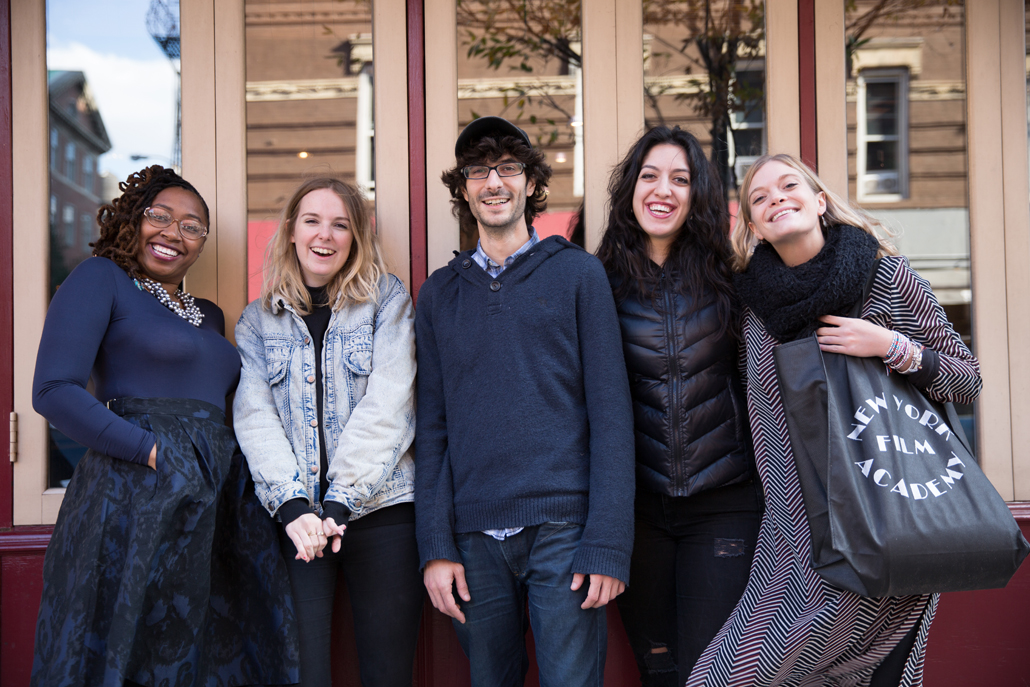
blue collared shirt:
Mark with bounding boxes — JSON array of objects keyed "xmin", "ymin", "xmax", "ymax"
[
  {"xmin": 472, "ymin": 228, "xmax": 540, "ymax": 278},
  {"xmin": 473, "ymin": 228, "xmax": 539, "ymax": 540}
]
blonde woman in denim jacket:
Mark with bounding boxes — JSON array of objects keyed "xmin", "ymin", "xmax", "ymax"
[{"xmin": 234, "ymin": 177, "xmax": 421, "ymax": 687}]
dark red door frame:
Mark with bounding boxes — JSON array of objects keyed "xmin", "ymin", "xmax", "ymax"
[
  {"xmin": 798, "ymin": 0, "xmax": 818, "ymax": 171},
  {"xmin": 407, "ymin": 0, "xmax": 427, "ymax": 302},
  {"xmin": 1, "ymin": 0, "xmax": 14, "ymax": 531}
]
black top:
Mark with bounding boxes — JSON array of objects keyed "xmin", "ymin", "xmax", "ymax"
[
  {"xmin": 613, "ymin": 269, "xmax": 754, "ymax": 497},
  {"xmin": 278, "ymin": 285, "xmax": 350, "ymax": 527},
  {"xmin": 32, "ymin": 257, "xmax": 240, "ymax": 465}
]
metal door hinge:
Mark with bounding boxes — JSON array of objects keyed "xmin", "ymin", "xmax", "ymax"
[{"xmin": 9, "ymin": 411, "xmax": 17, "ymax": 463}]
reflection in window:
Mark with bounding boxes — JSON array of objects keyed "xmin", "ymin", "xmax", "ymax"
[
  {"xmin": 643, "ymin": 1, "xmax": 766, "ymax": 202},
  {"xmin": 456, "ymin": 0, "xmax": 583, "ymax": 248},
  {"xmin": 47, "ymin": 0, "xmax": 181, "ymax": 487},
  {"xmin": 244, "ymin": 1, "xmax": 375, "ymax": 301},
  {"xmin": 857, "ymin": 69, "xmax": 908, "ymax": 200},
  {"xmin": 845, "ymin": 1, "xmax": 972, "ymax": 447}
]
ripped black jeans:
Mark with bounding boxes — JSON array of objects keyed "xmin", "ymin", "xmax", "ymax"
[{"xmin": 616, "ymin": 481, "xmax": 762, "ymax": 687}]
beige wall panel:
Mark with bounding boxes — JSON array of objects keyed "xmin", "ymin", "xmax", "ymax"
[
  {"xmin": 615, "ymin": 2, "xmax": 644, "ymax": 155},
  {"xmin": 582, "ymin": 0, "xmax": 619, "ymax": 252},
  {"xmin": 766, "ymin": 0, "xmax": 800, "ymax": 157},
  {"xmin": 374, "ymin": 0, "xmax": 411, "ymax": 287},
  {"xmin": 11, "ymin": 0, "xmax": 50, "ymax": 524},
  {"xmin": 814, "ymin": 0, "xmax": 847, "ymax": 196},
  {"xmin": 966, "ymin": 0, "xmax": 1014, "ymax": 499},
  {"xmin": 215, "ymin": 0, "xmax": 248, "ymax": 337},
  {"xmin": 425, "ymin": 0, "xmax": 459, "ymax": 275},
  {"xmin": 181, "ymin": 0, "xmax": 220, "ymax": 303},
  {"xmin": 999, "ymin": 0, "xmax": 1030, "ymax": 499}
]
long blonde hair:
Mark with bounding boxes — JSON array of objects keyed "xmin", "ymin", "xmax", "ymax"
[
  {"xmin": 731, "ymin": 153, "xmax": 897, "ymax": 271},
  {"xmin": 261, "ymin": 177, "xmax": 385, "ymax": 314}
]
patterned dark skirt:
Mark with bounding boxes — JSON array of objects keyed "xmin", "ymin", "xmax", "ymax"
[{"xmin": 30, "ymin": 397, "xmax": 300, "ymax": 687}]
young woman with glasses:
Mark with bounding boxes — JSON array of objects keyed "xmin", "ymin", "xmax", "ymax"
[
  {"xmin": 596, "ymin": 126, "xmax": 762, "ymax": 686},
  {"xmin": 233, "ymin": 177, "xmax": 422, "ymax": 687},
  {"xmin": 30, "ymin": 165, "xmax": 297, "ymax": 686}
]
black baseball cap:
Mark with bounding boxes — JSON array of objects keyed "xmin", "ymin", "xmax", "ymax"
[{"xmin": 454, "ymin": 116, "xmax": 531, "ymax": 157}]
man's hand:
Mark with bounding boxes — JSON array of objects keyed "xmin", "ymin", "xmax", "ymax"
[
  {"xmin": 571, "ymin": 573, "xmax": 625, "ymax": 609},
  {"xmin": 424, "ymin": 559, "xmax": 470, "ymax": 623}
]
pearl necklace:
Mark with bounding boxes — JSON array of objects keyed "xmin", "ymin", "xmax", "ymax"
[{"xmin": 134, "ymin": 276, "xmax": 205, "ymax": 327}]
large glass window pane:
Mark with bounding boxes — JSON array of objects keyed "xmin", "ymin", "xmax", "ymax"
[
  {"xmin": 643, "ymin": 1, "xmax": 766, "ymax": 206},
  {"xmin": 245, "ymin": 0, "xmax": 375, "ymax": 301},
  {"xmin": 456, "ymin": 0, "xmax": 583, "ymax": 248},
  {"xmin": 845, "ymin": 1, "xmax": 973, "ymax": 446},
  {"xmin": 46, "ymin": 0, "xmax": 182, "ymax": 487}
]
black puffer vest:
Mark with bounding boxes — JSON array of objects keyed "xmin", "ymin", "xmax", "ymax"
[{"xmin": 614, "ymin": 272, "xmax": 754, "ymax": 497}]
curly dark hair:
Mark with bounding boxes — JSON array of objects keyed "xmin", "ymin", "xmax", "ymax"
[
  {"xmin": 596, "ymin": 126, "xmax": 737, "ymax": 339},
  {"xmin": 92, "ymin": 165, "xmax": 210, "ymax": 277},
  {"xmin": 441, "ymin": 134, "xmax": 552, "ymax": 242}
]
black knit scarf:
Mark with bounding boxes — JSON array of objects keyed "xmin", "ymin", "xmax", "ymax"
[{"xmin": 733, "ymin": 225, "xmax": 879, "ymax": 342}]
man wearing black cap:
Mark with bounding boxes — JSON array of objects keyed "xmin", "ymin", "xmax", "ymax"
[{"xmin": 414, "ymin": 116, "xmax": 635, "ymax": 686}]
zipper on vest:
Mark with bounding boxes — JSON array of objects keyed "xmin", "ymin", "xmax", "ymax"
[{"xmin": 661, "ymin": 271, "xmax": 684, "ymax": 491}]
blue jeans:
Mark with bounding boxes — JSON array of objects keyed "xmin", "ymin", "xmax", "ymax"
[{"xmin": 452, "ymin": 523, "xmax": 607, "ymax": 687}]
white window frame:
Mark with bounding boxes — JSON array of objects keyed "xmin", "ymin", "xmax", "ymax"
[
  {"xmin": 857, "ymin": 67, "xmax": 909, "ymax": 202},
  {"xmin": 729, "ymin": 60, "xmax": 767, "ymax": 183}
]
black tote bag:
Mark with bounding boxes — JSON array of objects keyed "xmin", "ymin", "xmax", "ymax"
[{"xmin": 773, "ymin": 265, "xmax": 1029, "ymax": 598}]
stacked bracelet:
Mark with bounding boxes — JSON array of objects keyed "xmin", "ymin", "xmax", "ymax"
[{"xmin": 883, "ymin": 331, "xmax": 925, "ymax": 374}]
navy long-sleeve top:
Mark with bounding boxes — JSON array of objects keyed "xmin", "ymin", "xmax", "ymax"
[{"xmin": 32, "ymin": 257, "xmax": 241, "ymax": 465}]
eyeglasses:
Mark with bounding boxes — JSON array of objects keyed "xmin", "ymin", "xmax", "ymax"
[
  {"xmin": 143, "ymin": 207, "xmax": 209, "ymax": 240},
  {"xmin": 462, "ymin": 162, "xmax": 526, "ymax": 180}
]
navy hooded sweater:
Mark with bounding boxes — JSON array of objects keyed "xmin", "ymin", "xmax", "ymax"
[{"xmin": 414, "ymin": 235, "xmax": 635, "ymax": 582}]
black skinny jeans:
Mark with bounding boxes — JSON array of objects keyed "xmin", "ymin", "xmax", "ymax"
[
  {"xmin": 616, "ymin": 481, "xmax": 762, "ymax": 687},
  {"xmin": 278, "ymin": 503, "xmax": 424, "ymax": 687}
]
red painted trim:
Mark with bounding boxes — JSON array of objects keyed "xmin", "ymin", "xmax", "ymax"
[
  {"xmin": 797, "ymin": 0, "xmax": 817, "ymax": 171},
  {"xmin": 407, "ymin": 0, "xmax": 427, "ymax": 304},
  {"xmin": 1008, "ymin": 501, "xmax": 1030, "ymax": 521},
  {"xmin": 0, "ymin": 527, "xmax": 51, "ymax": 553},
  {"xmin": 0, "ymin": 0, "xmax": 15, "ymax": 530}
]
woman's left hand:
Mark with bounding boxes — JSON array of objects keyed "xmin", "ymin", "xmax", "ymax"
[{"xmin": 816, "ymin": 315, "xmax": 894, "ymax": 358}]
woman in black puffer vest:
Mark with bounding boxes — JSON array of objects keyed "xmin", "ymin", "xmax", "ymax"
[{"xmin": 597, "ymin": 126, "xmax": 762, "ymax": 687}]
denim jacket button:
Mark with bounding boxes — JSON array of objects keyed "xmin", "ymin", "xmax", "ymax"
[
  {"xmin": 310, "ymin": 465, "xmax": 318, "ymax": 474},
  {"xmin": 490, "ymin": 280, "xmax": 501, "ymax": 292},
  {"xmin": 354, "ymin": 500, "xmax": 362, "ymax": 508},
  {"xmin": 304, "ymin": 337, "xmax": 311, "ymax": 344},
  {"xmin": 307, "ymin": 375, "xmax": 315, "ymax": 383},
  {"xmin": 310, "ymin": 418, "xmax": 318, "ymax": 427}
]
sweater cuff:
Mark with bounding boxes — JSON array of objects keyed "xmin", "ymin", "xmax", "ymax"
[
  {"xmin": 417, "ymin": 534, "xmax": 461, "ymax": 570},
  {"xmin": 278, "ymin": 498, "xmax": 315, "ymax": 527},
  {"xmin": 321, "ymin": 500, "xmax": 351, "ymax": 527},
  {"xmin": 907, "ymin": 347, "xmax": 940, "ymax": 390},
  {"xmin": 571, "ymin": 545, "xmax": 632, "ymax": 586}
]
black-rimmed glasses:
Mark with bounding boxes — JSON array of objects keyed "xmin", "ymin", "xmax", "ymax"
[
  {"xmin": 143, "ymin": 207, "xmax": 209, "ymax": 240},
  {"xmin": 462, "ymin": 162, "xmax": 526, "ymax": 180}
]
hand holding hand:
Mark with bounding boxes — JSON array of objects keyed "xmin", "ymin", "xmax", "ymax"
[
  {"xmin": 572, "ymin": 573, "xmax": 625, "ymax": 609},
  {"xmin": 816, "ymin": 315, "xmax": 895, "ymax": 359},
  {"xmin": 322, "ymin": 516, "xmax": 347, "ymax": 554},
  {"xmin": 424, "ymin": 559, "xmax": 470, "ymax": 623},
  {"xmin": 284, "ymin": 512, "xmax": 329, "ymax": 562}
]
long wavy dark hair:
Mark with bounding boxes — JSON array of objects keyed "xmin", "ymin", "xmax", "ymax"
[
  {"xmin": 596, "ymin": 126, "xmax": 737, "ymax": 339},
  {"xmin": 92, "ymin": 165, "xmax": 210, "ymax": 277}
]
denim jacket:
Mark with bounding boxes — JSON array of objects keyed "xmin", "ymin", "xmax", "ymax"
[{"xmin": 233, "ymin": 274, "xmax": 415, "ymax": 521}]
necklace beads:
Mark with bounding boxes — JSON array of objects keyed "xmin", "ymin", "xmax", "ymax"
[{"xmin": 134, "ymin": 276, "xmax": 205, "ymax": 327}]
